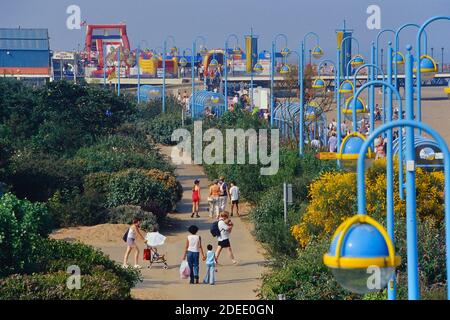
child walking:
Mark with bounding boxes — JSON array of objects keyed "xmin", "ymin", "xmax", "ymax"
[
  {"xmin": 203, "ymin": 244, "xmax": 217, "ymax": 285},
  {"xmin": 191, "ymin": 179, "xmax": 200, "ymax": 218}
]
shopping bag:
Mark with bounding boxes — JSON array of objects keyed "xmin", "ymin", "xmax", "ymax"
[
  {"xmin": 179, "ymin": 260, "xmax": 190, "ymax": 279},
  {"xmin": 143, "ymin": 248, "xmax": 151, "ymax": 261}
]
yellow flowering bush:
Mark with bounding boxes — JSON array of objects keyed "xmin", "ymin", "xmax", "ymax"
[{"xmin": 292, "ymin": 159, "xmax": 445, "ymax": 247}]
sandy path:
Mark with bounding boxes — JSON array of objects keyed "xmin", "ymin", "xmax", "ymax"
[{"xmin": 52, "ymin": 145, "xmax": 267, "ymax": 300}]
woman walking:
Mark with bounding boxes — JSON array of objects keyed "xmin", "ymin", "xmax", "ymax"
[
  {"xmin": 209, "ymin": 180, "xmax": 220, "ymax": 219},
  {"xmin": 191, "ymin": 179, "xmax": 201, "ymax": 218},
  {"xmin": 123, "ymin": 218, "xmax": 146, "ymax": 269},
  {"xmin": 215, "ymin": 212, "xmax": 237, "ymax": 265},
  {"xmin": 182, "ymin": 225, "xmax": 206, "ymax": 284}
]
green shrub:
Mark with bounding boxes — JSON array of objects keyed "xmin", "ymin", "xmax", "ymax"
[
  {"xmin": 0, "ymin": 269, "xmax": 131, "ymax": 300},
  {"xmin": 0, "ymin": 193, "xmax": 52, "ymax": 277},
  {"xmin": 106, "ymin": 169, "xmax": 172, "ymax": 217},
  {"xmin": 6, "ymin": 151, "xmax": 84, "ymax": 202},
  {"xmin": 83, "ymin": 172, "xmax": 112, "ymax": 195},
  {"xmin": 108, "ymin": 205, "xmax": 158, "ymax": 232},
  {"xmin": 28, "ymin": 238, "xmax": 141, "ymax": 287},
  {"xmin": 47, "ymin": 188, "xmax": 107, "ymax": 228},
  {"xmin": 145, "ymin": 112, "xmax": 186, "ymax": 145},
  {"xmin": 259, "ymin": 239, "xmax": 359, "ymax": 300},
  {"xmin": 73, "ymin": 134, "xmax": 173, "ymax": 175},
  {"xmin": 250, "ymin": 186, "xmax": 299, "ymax": 258},
  {"xmin": 394, "ymin": 217, "xmax": 446, "ymax": 296},
  {"xmin": 144, "ymin": 168, "xmax": 183, "ymax": 206}
]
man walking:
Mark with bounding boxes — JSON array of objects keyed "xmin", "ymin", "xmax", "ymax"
[
  {"xmin": 218, "ymin": 176, "xmax": 229, "ymax": 214},
  {"xmin": 229, "ymin": 181, "xmax": 240, "ymax": 217}
]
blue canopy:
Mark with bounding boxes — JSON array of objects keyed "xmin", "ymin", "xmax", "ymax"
[{"xmin": 189, "ymin": 90, "xmax": 226, "ymax": 119}]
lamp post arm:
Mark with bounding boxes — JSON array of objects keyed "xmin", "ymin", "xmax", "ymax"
[
  {"xmin": 416, "ymin": 16, "xmax": 450, "ymax": 131},
  {"xmin": 303, "ymin": 32, "xmax": 320, "ymax": 46}
]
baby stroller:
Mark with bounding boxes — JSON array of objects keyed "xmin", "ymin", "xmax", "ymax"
[
  {"xmin": 145, "ymin": 246, "xmax": 168, "ymax": 269},
  {"xmin": 144, "ymin": 232, "xmax": 169, "ymax": 269}
]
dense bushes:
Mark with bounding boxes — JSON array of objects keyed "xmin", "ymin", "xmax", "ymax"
[
  {"xmin": 72, "ymin": 134, "xmax": 173, "ymax": 175},
  {"xmin": 0, "ymin": 270, "xmax": 130, "ymax": 300},
  {"xmin": 291, "ymin": 160, "xmax": 445, "ymax": 248},
  {"xmin": 47, "ymin": 188, "xmax": 107, "ymax": 227},
  {"xmin": 259, "ymin": 239, "xmax": 358, "ymax": 300},
  {"xmin": 5, "ymin": 151, "xmax": 84, "ymax": 202},
  {"xmin": 106, "ymin": 169, "xmax": 173, "ymax": 217},
  {"xmin": 0, "ymin": 238, "xmax": 141, "ymax": 300},
  {"xmin": 0, "ymin": 193, "xmax": 140, "ymax": 300},
  {"xmin": 108, "ymin": 205, "xmax": 158, "ymax": 232},
  {"xmin": 0, "ymin": 79, "xmax": 134, "ymax": 156},
  {"xmin": 0, "ymin": 193, "xmax": 52, "ymax": 277},
  {"xmin": 0, "ymin": 79, "xmax": 182, "ymax": 299},
  {"xmin": 134, "ymin": 97, "xmax": 189, "ymax": 145},
  {"xmin": 250, "ymin": 186, "xmax": 299, "ymax": 258}
]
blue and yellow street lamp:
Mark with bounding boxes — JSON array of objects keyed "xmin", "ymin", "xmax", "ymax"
[
  {"xmin": 192, "ymin": 36, "xmax": 207, "ymax": 114},
  {"xmin": 415, "ymin": 16, "xmax": 449, "ymax": 132},
  {"xmin": 324, "ymin": 214, "xmax": 401, "ymax": 294},
  {"xmin": 337, "ymin": 35, "xmax": 360, "ymax": 160},
  {"xmin": 352, "ymin": 62, "xmax": 384, "ymax": 141},
  {"xmin": 393, "ymin": 23, "xmax": 428, "ymax": 201},
  {"xmin": 352, "ymin": 63, "xmax": 404, "ymax": 299},
  {"xmin": 348, "ymin": 115, "xmax": 450, "ymax": 300},
  {"xmin": 224, "ymin": 34, "xmax": 240, "ymax": 110},
  {"xmin": 316, "ymin": 59, "xmax": 337, "ymax": 98},
  {"xmin": 394, "ymin": 23, "xmax": 428, "ymax": 89},
  {"xmin": 339, "ymin": 80, "xmax": 354, "ymax": 94},
  {"xmin": 271, "ymin": 34, "xmax": 289, "ymax": 128},
  {"xmin": 162, "ymin": 35, "xmax": 176, "ymax": 113},
  {"xmin": 137, "ymin": 40, "xmax": 149, "ymax": 103},
  {"xmin": 299, "ymin": 32, "xmax": 322, "ymax": 156},
  {"xmin": 415, "ymin": 16, "xmax": 450, "ymax": 133}
]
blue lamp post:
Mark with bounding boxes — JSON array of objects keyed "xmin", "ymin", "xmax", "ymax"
[
  {"xmin": 317, "ymin": 60, "xmax": 337, "ymax": 94},
  {"xmin": 103, "ymin": 42, "xmax": 107, "ymax": 86},
  {"xmin": 163, "ymin": 35, "xmax": 176, "ymax": 113},
  {"xmin": 415, "ymin": 16, "xmax": 450, "ymax": 133},
  {"xmin": 352, "ymin": 62, "xmax": 384, "ymax": 141},
  {"xmin": 393, "ymin": 24, "xmax": 428, "ymax": 200},
  {"xmin": 224, "ymin": 34, "xmax": 240, "ymax": 110},
  {"xmin": 299, "ymin": 32, "xmax": 321, "ymax": 156},
  {"xmin": 249, "ymin": 28, "xmax": 256, "ymax": 108},
  {"xmin": 337, "ymin": 36, "xmax": 360, "ymax": 156},
  {"xmin": 393, "ymin": 24, "xmax": 421, "ymax": 202},
  {"xmin": 137, "ymin": 40, "xmax": 149, "ymax": 103},
  {"xmin": 375, "ymin": 29, "xmax": 395, "ymax": 128},
  {"xmin": 117, "ymin": 46, "xmax": 121, "ymax": 96},
  {"xmin": 326, "ymin": 42, "xmax": 450, "ymax": 301},
  {"xmin": 271, "ymin": 34, "xmax": 289, "ymax": 128},
  {"xmin": 394, "ymin": 23, "xmax": 428, "ymax": 88},
  {"xmin": 328, "ymin": 46, "xmax": 450, "ymax": 298},
  {"xmin": 350, "ymin": 116, "xmax": 450, "ymax": 299},
  {"xmin": 352, "ymin": 63, "xmax": 403, "ymax": 300},
  {"xmin": 192, "ymin": 36, "xmax": 207, "ymax": 115},
  {"xmin": 375, "ymin": 29, "xmax": 395, "ymax": 74}
]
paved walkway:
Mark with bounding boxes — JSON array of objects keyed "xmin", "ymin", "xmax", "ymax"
[{"xmin": 98, "ymin": 145, "xmax": 267, "ymax": 300}]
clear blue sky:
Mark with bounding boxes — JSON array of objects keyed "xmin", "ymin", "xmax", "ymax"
[{"xmin": 2, "ymin": 0, "xmax": 450, "ymax": 62}]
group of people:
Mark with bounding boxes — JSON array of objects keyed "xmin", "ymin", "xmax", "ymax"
[
  {"xmin": 122, "ymin": 175, "xmax": 241, "ymax": 285},
  {"xmin": 191, "ymin": 176, "xmax": 240, "ymax": 218},
  {"xmin": 184, "ymin": 176, "xmax": 240, "ymax": 284},
  {"xmin": 182, "ymin": 210, "xmax": 237, "ymax": 285},
  {"xmin": 177, "ymin": 90, "xmax": 190, "ymax": 112}
]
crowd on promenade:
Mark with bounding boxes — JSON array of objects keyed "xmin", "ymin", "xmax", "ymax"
[{"xmin": 122, "ymin": 175, "xmax": 241, "ymax": 286}]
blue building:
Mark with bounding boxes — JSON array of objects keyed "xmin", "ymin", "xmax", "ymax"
[{"xmin": 0, "ymin": 28, "xmax": 51, "ymax": 83}]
